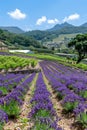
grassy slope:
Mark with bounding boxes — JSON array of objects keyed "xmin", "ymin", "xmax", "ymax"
[
  {"xmin": 53, "ymin": 33, "xmax": 78, "ymax": 42},
  {"xmin": 52, "ymin": 33, "xmax": 78, "ymax": 49},
  {"xmin": 29, "ymin": 53, "xmax": 87, "ymax": 71}
]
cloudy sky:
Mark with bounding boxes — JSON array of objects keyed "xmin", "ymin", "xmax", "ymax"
[{"xmin": 0, "ymin": 0, "xmax": 87, "ymax": 31}]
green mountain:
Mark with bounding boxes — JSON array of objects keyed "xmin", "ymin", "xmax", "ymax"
[
  {"xmin": 24, "ymin": 30, "xmax": 52, "ymax": 41},
  {"xmin": 0, "ymin": 29, "xmax": 41, "ymax": 49},
  {"xmin": 1, "ymin": 22, "xmax": 87, "ymax": 43},
  {"xmin": 80, "ymin": 22, "xmax": 87, "ymax": 27},
  {"xmin": 24, "ymin": 22, "xmax": 87, "ymax": 42},
  {"xmin": 47, "ymin": 22, "xmax": 74, "ymax": 31},
  {"xmin": 0, "ymin": 26, "xmax": 24, "ymax": 34}
]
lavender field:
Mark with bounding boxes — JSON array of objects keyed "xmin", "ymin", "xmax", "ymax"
[
  {"xmin": 0, "ymin": 56, "xmax": 87, "ymax": 130},
  {"xmin": 0, "ymin": 0, "xmax": 87, "ymax": 129}
]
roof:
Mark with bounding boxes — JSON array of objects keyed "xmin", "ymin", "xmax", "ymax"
[
  {"xmin": 0, "ymin": 41, "xmax": 7, "ymax": 47},
  {"xmin": 9, "ymin": 50, "xmax": 31, "ymax": 53}
]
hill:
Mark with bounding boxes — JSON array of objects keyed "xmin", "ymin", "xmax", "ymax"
[
  {"xmin": 0, "ymin": 26, "xmax": 24, "ymax": 34},
  {"xmin": 1, "ymin": 22, "xmax": 87, "ymax": 42},
  {"xmin": 80, "ymin": 23, "xmax": 87, "ymax": 27},
  {"xmin": 0, "ymin": 29, "xmax": 41, "ymax": 49},
  {"xmin": 24, "ymin": 22, "xmax": 87, "ymax": 42},
  {"xmin": 1, "ymin": 22, "xmax": 87, "ymax": 50},
  {"xmin": 47, "ymin": 22, "xmax": 74, "ymax": 31}
]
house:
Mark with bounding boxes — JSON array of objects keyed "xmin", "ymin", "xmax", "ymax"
[
  {"xmin": 0, "ymin": 41, "xmax": 8, "ymax": 51},
  {"xmin": 46, "ymin": 42, "xmax": 60, "ymax": 49}
]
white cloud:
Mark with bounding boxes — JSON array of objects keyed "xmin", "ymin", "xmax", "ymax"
[
  {"xmin": 36, "ymin": 16, "xmax": 47, "ymax": 25},
  {"xmin": 47, "ymin": 18, "xmax": 59, "ymax": 24},
  {"xmin": 8, "ymin": 9, "xmax": 26, "ymax": 20},
  {"xmin": 63, "ymin": 13, "xmax": 80, "ymax": 22},
  {"xmin": 36, "ymin": 16, "xmax": 59, "ymax": 25}
]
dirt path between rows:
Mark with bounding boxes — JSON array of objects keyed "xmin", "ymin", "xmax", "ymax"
[
  {"xmin": 42, "ymin": 71, "xmax": 75, "ymax": 130},
  {"xmin": 4, "ymin": 74, "xmax": 38, "ymax": 130}
]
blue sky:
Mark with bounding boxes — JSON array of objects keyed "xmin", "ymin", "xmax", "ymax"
[{"xmin": 0, "ymin": 0, "xmax": 87, "ymax": 31}]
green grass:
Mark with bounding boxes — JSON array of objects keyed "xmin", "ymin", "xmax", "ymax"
[
  {"xmin": 53, "ymin": 33, "xmax": 78, "ymax": 42},
  {"xmin": 75, "ymin": 63, "xmax": 87, "ymax": 70},
  {"xmin": 52, "ymin": 33, "xmax": 78, "ymax": 49},
  {"xmin": 29, "ymin": 53, "xmax": 87, "ymax": 71},
  {"xmin": 29, "ymin": 53, "xmax": 66, "ymax": 62}
]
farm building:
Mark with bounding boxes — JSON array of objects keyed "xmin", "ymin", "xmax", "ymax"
[
  {"xmin": 0, "ymin": 41, "xmax": 8, "ymax": 51},
  {"xmin": 9, "ymin": 50, "xmax": 33, "ymax": 54}
]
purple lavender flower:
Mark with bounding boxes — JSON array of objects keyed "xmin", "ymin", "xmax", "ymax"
[{"xmin": 0, "ymin": 110, "xmax": 8, "ymax": 123}]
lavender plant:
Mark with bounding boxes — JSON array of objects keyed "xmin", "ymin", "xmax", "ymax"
[
  {"xmin": 29, "ymin": 72, "xmax": 62, "ymax": 130},
  {"xmin": 0, "ymin": 73, "xmax": 35, "ymax": 118},
  {"xmin": 40, "ymin": 60, "xmax": 87, "ymax": 128},
  {"xmin": 0, "ymin": 110, "xmax": 8, "ymax": 130},
  {"xmin": 74, "ymin": 103, "xmax": 87, "ymax": 128}
]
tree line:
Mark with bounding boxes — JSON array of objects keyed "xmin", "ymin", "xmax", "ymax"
[{"xmin": 0, "ymin": 29, "xmax": 41, "ymax": 48}]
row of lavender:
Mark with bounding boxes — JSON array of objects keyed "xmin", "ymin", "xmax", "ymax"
[
  {"xmin": 0, "ymin": 73, "xmax": 26, "ymax": 97},
  {"xmin": 0, "ymin": 73, "xmax": 26, "ymax": 128},
  {"xmin": 0, "ymin": 73, "xmax": 36, "ymax": 129},
  {"xmin": 29, "ymin": 72, "xmax": 62, "ymax": 130},
  {"xmin": 40, "ymin": 61, "xmax": 87, "ymax": 129}
]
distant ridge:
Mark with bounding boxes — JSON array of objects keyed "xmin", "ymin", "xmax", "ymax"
[
  {"xmin": 0, "ymin": 26, "xmax": 24, "ymax": 34},
  {"xmin": 23, "ymin": 22, "xmax": 87, "ymax": 41},
  {"xmin": 1, "ymin": 22, "xmax": 87, "ymax": 41},
  {"xmin": 47, "ymin": 22, "xmax": 75, "ymax": 31},
  {"xmin": 80, "ymin": 22, "xmax": 87, "ymax": 27}
]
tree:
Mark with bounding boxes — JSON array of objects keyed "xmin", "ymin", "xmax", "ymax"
[
  {"xmin": 68, "ymin": 34, "xmax": 87, "ymax": 63},
  {"xmin": 0, "ymin": 29, "xmax": 41, "ymax": 48},
  {"xmin": 51, "ymin": 47, "xmax": 55, "ymax": 51}
]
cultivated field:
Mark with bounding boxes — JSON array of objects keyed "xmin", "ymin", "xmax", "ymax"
[{"xmin": 0, "ymin": 53, "xmax": 87, "ymax": 130}]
